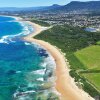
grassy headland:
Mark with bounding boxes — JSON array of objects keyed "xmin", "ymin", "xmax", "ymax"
[{"xmin": 34, "ymin": 24, "xmax": 100, "ymax": 97}]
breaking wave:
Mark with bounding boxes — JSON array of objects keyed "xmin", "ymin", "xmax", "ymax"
[
  {"xmin": 13, "ymin": 43, "xmax": 59, "ymax": 100},
  {"xmin": 0, "ymin": 21, "xmax": 33, "ymax": 44}
]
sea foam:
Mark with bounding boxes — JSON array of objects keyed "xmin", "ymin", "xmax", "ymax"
[{"xmin": 0, "ymin": 21, "xmax": 33, "ymax": 44}]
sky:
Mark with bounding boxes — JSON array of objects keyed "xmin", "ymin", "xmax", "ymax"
[{"xmin": 0, "ymin": 0, "xmax": 99, "ymax": 7}]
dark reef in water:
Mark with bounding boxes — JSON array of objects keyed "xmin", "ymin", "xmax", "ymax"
[{"xmin": 38, "ymin": 48, "xmax": 48, "ymax": 57}]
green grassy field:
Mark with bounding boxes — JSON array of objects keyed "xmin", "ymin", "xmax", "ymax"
[
  {"xmin": 75, "ymin": 45, "xmax": 100, "ymax": 92},
  {"xmin": 75, "ymin": 45, "xmax": 100, "ymax": 70},
  {"xmin": 83, "ymin": 73, "xmax": 100, "ymax": 91}
]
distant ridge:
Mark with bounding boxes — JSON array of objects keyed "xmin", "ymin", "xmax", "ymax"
[
  {"xmin": 0, "ymin": 1, "xmax": 100, "ymax": 12},
  {"xmin": 61, "ymin": 1, "xmax": 100, "ymax": 11},
  {"xmin": 46, "ymin": 1, "xmax": 100, "ymax": 12},
  {"xmin": 0, "ymin": 4, "xmax": 61, "ymax": 12}
]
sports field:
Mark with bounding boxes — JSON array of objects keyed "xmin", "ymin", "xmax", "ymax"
[
  {"xmin": 75, "ymin": 45, "xmax": 100, "ymax": 91},
  {"xmin": 75, "ymin": 45, "xmax": 100, "ymax": 70},
  {"xmin": 83, "ymin": 73, "xmax": 100, "ymax": 91}
]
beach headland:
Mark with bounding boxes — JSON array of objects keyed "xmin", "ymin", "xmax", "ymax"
[{"xmin": 24, "ymin": 21, "xmax": 94, "ymax": 100}]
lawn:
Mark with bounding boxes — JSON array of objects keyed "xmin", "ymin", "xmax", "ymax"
[
  {"xmin": 83, "ymin": 73, "xmax": 100, "ymax": 91},
  {"xmin": 75, "ymin": 45, "xmax": 100, "ymax": 70},
  {"xmin": 75, "ymin": 45, "xmax": 100, "ymax": 91}
]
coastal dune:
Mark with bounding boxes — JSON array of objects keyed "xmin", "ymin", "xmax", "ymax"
[{"xmin": 24, "ymin": 21, "xmax": 94, "ymax": 100}]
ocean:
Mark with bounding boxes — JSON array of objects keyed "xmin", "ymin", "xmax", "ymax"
[{"xmin": 0, "ymin": 16, "xmax": 59, "ymax": 100}]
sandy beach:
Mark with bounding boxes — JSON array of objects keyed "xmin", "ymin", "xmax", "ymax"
[{"xmin": 24, "ymin": 21, "xmax": 94, "ymax": 100}]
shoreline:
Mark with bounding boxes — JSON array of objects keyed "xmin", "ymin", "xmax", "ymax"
[
  {"xmin": 24, "ymin": 21, "xmax": 94, "ymax": 100},
  {"xmin": 0, "ymin": 15, "xmax": 23, "ymax": 21}
]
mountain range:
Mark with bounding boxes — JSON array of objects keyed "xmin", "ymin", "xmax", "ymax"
[
  {"xmin": 0, "ymin": 4, "xmax": 61, "ymax": 12},
  {"xmin": 59, "ymin": 1, "xmax": 100, "ymax": 12},
  {"xmin": 0, "ymin": 1, "xmax": 100, "ymax": 12}
]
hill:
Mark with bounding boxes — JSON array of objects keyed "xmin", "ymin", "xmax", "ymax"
[
  {"xmin": 0, "ymin": 4, "xmax": 61, "ymax": 12},
  {"xmin": 61, "ymin": 1, "xmax": 100, "ymax": 12}
]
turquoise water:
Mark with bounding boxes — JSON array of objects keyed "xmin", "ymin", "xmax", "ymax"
[{"xmin": 0, "ymin": 16, "xmax": 58, "ymax": 100}]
